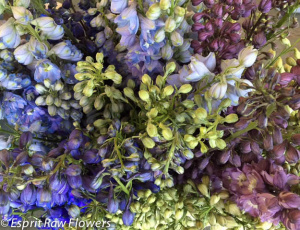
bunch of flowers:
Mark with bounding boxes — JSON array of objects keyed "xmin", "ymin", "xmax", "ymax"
[{"xmin": 0, "ymin": 0, "xmax": 300, "ymax": 229}]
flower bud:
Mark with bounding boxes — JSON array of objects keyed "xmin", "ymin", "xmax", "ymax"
[
  {"xmin": 210, "ymin": 194, "xmax": 220, "ymax": 206},
  {"xmin": 35, "ymin": 96, "xmax": 46, "ymax": 106},
  {"xmin": 68, "ymin": 204, "xmax": 80, "ymax": 218},
  {"xmin": 178, "ymin": 84, "xmax": 192, "ymax": 94},
  {"xmin": 160, "ymin": 0, "xmax": 171, "ymax": 10},
  {"xmin": 175, "ymin": 210, "xmax": 184, "ymax": 221},
  {"xmin": 166, "ymin": 62, "xmax": 176, "ymax": 74},
  {"xmin": 146, "ymin": 3, "xmax": 161, "ymax": 20},
  {"xmin": 147, "ymin": 123, "xmax": 158, "ymax": 137},
  {"xmin": 170, "ymin": 31, "xmax": 184, "ymax": 47},
  {"xmin": 175, "ymin": 6, "xmax": 185, "ymax": 17},
  {"xmin": 224, "ymin": 114, "xmax": 238, "ymax": 123},
  {"xmin": 138, "ymin": 90, "xmax": 150, "ymax": 101},
  {"xmin": 154, "ymin": 28, "xmax": 165, "ymax": 43},
  {"xmin": 228, "ymin": 203, "xmax": 241, "ymax": 216},
  {"xmin": 46, "ymin": 95, "xmax": 54, "ymax": 106},
  {"xmin": 195, "ymin": 107, "xmax": 207, "ymax": 120},
  {"xmin": 162, "ymin": 43, "xmax": 173, "ymax": 60},
  {"xmin": 209, "ymin": 82, "xmax": 227, "ymax": 99},
  {"xmin": 163, "ymin": 85, "xmax": 174, "ymax": 97},
  {"xmin": 142, "ymin": 137, "xmax": 155, "ymax": 149},
  {"xmin": 238, "ymin": 46, "xmax": 258, "ymax": 67},
  {"xmin": 162, "ymin": 127, "xmax": 173, "ymax": 140},
  {"xmin": 22, "ymin": 164, "xmax": 34, "ymax": 175},
  {"xmin": 165, "ymin": 17, "xmax": 176, "ymax": 33},
  {"xmin": 197, "ymin": 183, "xmax": 209, "ymax": 196}
]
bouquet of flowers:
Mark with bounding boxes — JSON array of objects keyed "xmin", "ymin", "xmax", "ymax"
[{"xmin": 0, "ymin": 0, "xmax": 300, "ymax": 229}]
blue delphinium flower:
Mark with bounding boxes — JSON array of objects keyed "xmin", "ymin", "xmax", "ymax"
[
  {"xmin": 1, "ymin": 73, "xmax": 31, "ymax": 90},
  {"xmin": 114, "ymin": 2, "xmax": 139, "ymax": 47},
  {"xmin": 2, "ymin": 92, "xmax": 27, "ymax": 113},
  {"xmin": 111, "ymin": 0, "xmax": 128, "ymax": 14},
  {"xmin": 49, "ymin": 40, "xmax": 83, "ymax": 61},
  {"xmin": 0, "ymin": 18, "xmax": 21, "ymax": 49},
  {"xmin": 34, "ymin": 59, "xmax": 62, "ymax": 83}
]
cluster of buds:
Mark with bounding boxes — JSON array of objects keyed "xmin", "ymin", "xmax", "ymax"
[
  {"xmin": 122, "ymin": 64, "xmax": 237, "ymax": 188},
  {"xmin": 34, "ymin": 79, "xmax": 82, "ymax": 121},
  {"xmin": 106, "ymin": 177, "xmax": 266, "ymax": 230},
  {"xmin": 74, "ymin": 53, "xmax": 123, "ymax": 115}
]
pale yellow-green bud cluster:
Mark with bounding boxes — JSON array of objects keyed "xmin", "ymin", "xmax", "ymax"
[{"xmin": 106, "ymin": 178, "xmax": 267, "ymax": 230}]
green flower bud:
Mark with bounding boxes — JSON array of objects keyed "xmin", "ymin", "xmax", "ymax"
[
  {"xmin": 176, "ymin": 166, "xmax": 184, "ymax": 174},
  {"xmin": 164, "ymin": 209, "xmax": 173, "ymax": 219},
  {"xmin": 142, "ymin": 206, "xmax": 151, "ymax": 213},
  {"xmin": 170, "ymin": 31, "xmax": 183, "ymax": 47},
  {"xmin": 165, "ymin": 178, "xmax": 174, "ymax": 187},
  {"xmin": 174, "ymin": 6, "xmax": 185, "ymax": 16},
  {"xmin": 137, "ymin": 190, "xmax": 145, "ymax": 198},
  {"xmin": 200, "ymin": 142, "xmax": 208, "ymax": 153},
  {"xmin": 186, "ymin": 140, "xmax": 198, "ymax": 149},
  {"xmin": 178, "ymin": 84, "xmax": 192, "ymax": 94},
  {"xmin": 165, "ymin": 17, "xmax": 176, "ymax": 33},
  {"xmin": 22, "ymin": 164, "xmax": 34, "ymax": 175},
  {"xmin": 151, "ymin": 163, "xmax": 160, "ymax": 170},
  {"xmin": 83, "ymin": 86, "xmax": 94, "ymax": 97},
  {"xmin": 155, "ymin": 177, "xmax": 161, "ymax": 186},
  {"xmin": 219, "ymin": 98, "xmax": 231, "ymax": 109},
  {"xmin": 161, "ymin": 127, "xmax": 173, "ymax": 140},
  {"xmin": 147, "ymin": 195, "xmax": 156, "ymax": 204},
  {"xmin": 156, "ymin": 75, "xmax": 164, "ymax": 88},
  {"xmin": 124, "ymin": 87, "xmax": 136, "ymax": 101},
  {"xmin": 79, "ymin": 96, "xmax": 89, "ymax": 107},
  {"xmin": 16, "ymin": 183, "xmax": 26, "ymax": 190},
  {"xmin": 35, "ymin": 96, "xmax": 46, "ymax": 106},
  {"xmin": 138, "ymin": 90, "xmax": 150, "ymax": 101},
  {"xmin": 93, "ymin": 119, "xmax": 107, "ymax": 128},
  {"xmin": 208, "ymin": 213, "xmax": 217, "ymax": 225},
  {"xmin": 142, "ymin": 74, "xmax": 152, "ymax": 86},
  {"xmin": 94, "ymin": 95, "xmax": 105, "ymax": 110},
  {"xmin": 48, "ymin": 105, "xmax": 57, "ymax": 116},
  {"xmin": 202, "ymin": 175, "xmax": 210, "ymax": 186},
  {"xmin": 127, "ymin": 79, "xmax": 135, "ymax": 88},
  {"xmin": 215, "ymin": 139, "xmax": 226, "ymax": 150},
  {"xmin": 160, "ymin": 0, "xmax": 171, "ymax": 10},
  {"xmin": 146, "ymin": 3, "xmax": 161, "ymax": 20},
  {"xmin": 210, "ymin": 195, "xmax": 220, "ymax": 206},
  {"xmin": 195, "ymin": 107, "xmax": 207, "ymax": 119},
  {"xmin": 197, "ymin": 183, "xmax": 209, "ymax": 197},
  {"xmin": 154, "ymin": 28, "xmax": 165, "ymax": 43},
  {"xmin": 228, "ymin": 203, "xmax": 241, "ymax": 217},
  {"xmin": 286, "ymin": 57, "xmax": 297, "ymax": 66},
  {"xmin": 60, "ymin": 92, "xmax": 72, "ymax": 100},
  {"xmin": 147, "ymin": 108, "xmax": 158, "ymax": 118},
  {"xmin": 74, "ymin": 92, "xmax": 83, "ymax": 100},
  {"xmin": 216, "ymin": 215, "xmax": 227, "ymax": 226},
  {"xmin": 54, "ymin": 98, "xmax": 62, "ymax": 107},
  {"xmin": 183, "ymin": 149, "xmax": 194, "ymax": 160},
  {"xmin": 182, "ymin": 100, "xmax": 194, "ymax": 109},
  {"xmin": 175, "ymin": 210, "xmax": 184, "ymax": 221},
  {"xmin": 219, "ymin": 191, "xmax": 229, "ymax": 199},
  {"xmin": 163, "ymin": 85, "xmax": 174, "ymax": 97},
  {"xmin": 54, "ymin": 81, "xmax": 64, "ymax": 91},
  {"xmin": 46, "ymin": 95, "xmax": 54, "ymax": 106},
  {"xmin": 147, "ymin": 123, "xmax": 158, "ymax": 137},
  {"xmin": 176, "ymin": 113, "xmax": 185, "ymax": 123},
  {"xmin": 225, "ymin": 114, "xmax": 238, "ymax": 123},
  {"xmin": 166, "ymin": 62, "xmax": 176, "ymax": 74},
  {"xmin": 142, "ymin": 137, "xmax": 155, "ymax": 149},
  {"xmin": 157, "ymin": 199, "xmax": 164, "ymax": 207}
]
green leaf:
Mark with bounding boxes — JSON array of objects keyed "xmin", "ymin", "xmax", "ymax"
[{"xmin": 266, "ymin": 103, "xmax": 276, "ymax": 118}]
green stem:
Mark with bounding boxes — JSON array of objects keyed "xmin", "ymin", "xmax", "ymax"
[
  {"xmin": 0, "ymin": 129, "xmax": 18, "ymax": 136},
  {"xmin": 275, "ymin": 1, "xmax": 300, "ymax": 29},
  {"xmin": 113, "ymin": 176, "xmax": 130, "ymax": 195},
  {"xmin": 114, "ymin": 138, "xmax": 125, "ymax": 169},
  {"xmin": 225, "ymin": 121, "xmax": 258, "ymax": 142},
  {"xmin": 164, "ymin": 133, "xmax": 177, "ymax": 175}
]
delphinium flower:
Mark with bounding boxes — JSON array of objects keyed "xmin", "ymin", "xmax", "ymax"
[{"xmin": 191, "ymin": 0, "xmax": 299, "ymax": 65}]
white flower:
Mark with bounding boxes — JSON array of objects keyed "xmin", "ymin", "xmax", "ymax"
[
  {"xmin": 14, "ymin": 43, "xmax": 34, "ymax": 65},
  {"xmin": 187, "ymin": 56, "xmax": 214, "ymax": 82},
  {"xmin": 209, "ymin": 81, "xmax": 228, "ymax": 99},
  {"xmin": 238, "ymin": 46, "xmax": 258, "ymax": 67},
  {"xmin": 194, "ymin": 52, "xmax": 216, "ymax": 72},
  {"xmin": 11, "ymin": 6, "xmax": 33, "ymax": 25},
  {"xmin": 0, "ymin": 18, "xmax": 21, "ymax": 49}
]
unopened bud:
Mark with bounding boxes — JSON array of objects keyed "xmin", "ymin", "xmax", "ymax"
[
  {"xmin": 197, "ymin": 183, "xmax": 209, "ymax": 196},
  {"xmin": 210, "ymin": 194, "xmax": 220, "ymax": 206},
  {"xmin": 160, "ymin": 0, "xmax": 171, "ymax": 10},
  {"xmin": 146, "ymin": 3, "xmax": 161, "ymax": 20},
  {"xmin": 165, "ymin": 17, "xmax": 176, "ymax": 33},
  {"xmin": 178, "ymin": 84, "xmax": 192, "ymax": 94}
]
